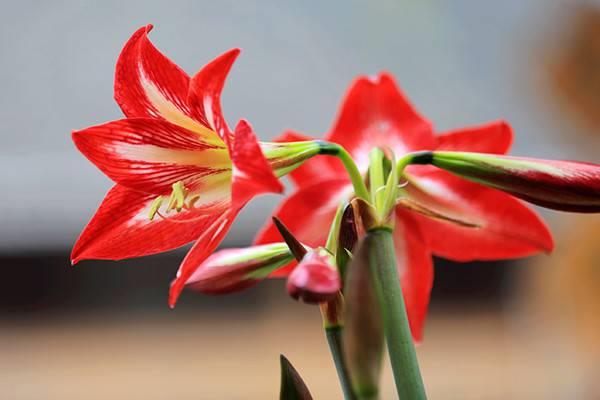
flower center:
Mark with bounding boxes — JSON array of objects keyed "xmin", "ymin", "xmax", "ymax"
[{"xmin": 148, "ymin": 181, "xmax": 201, "ymax": 221}]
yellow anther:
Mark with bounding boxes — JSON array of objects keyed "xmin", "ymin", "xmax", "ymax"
[
  {"xmin": 167, "ymin": 181, "xmax": 186, "ymax": 212},
  {"xmin": 148, "ymin": 196, "xmax": 164, "ymax": 221},
  {"xmin": 187, "ymin": 194, "xmax": 201, "ymax": 209}
]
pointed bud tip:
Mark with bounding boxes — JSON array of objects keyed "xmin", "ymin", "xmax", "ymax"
[
  {"xmin": 272, "ymin": 217, "xmax": 307, "ymax": 261},
  {"xmin": 279, "ymin": 354, "xmax": 313, "ymax": 400}
]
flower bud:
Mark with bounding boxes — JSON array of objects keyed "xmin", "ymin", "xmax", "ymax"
[
  {"xmin": 184, "ymin": 243, "xmax": 294, "ymax": 294},
  {"xmin": 430, "ymin": 151, "xmax": 600, "ymax": 213},
  {"xmin": 286, "ymin": 249, "xmax": 341, "ymax": 304}
]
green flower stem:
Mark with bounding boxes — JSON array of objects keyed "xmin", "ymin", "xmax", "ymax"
[
  {"xmin": 318, "ymin": 141, "xmax": 370, "ymax": 201},
  {"xmin": 323, "ymin": 202, "xmax": 356, "ymax": 400},
  {"xmin": 366, "ymin": 228, "xmax": 427, "ymax": 400},
  {"xmin": 281, "ymin": 211, "xmax": 356, "ymax": 400},
  {"xmin": 325, "ymin": 324, "xmax": 358, "ymax": 400}
]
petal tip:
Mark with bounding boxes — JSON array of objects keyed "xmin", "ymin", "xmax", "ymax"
[
  {"xmin": 228, "ymin": 47, "xmax": 241, "ymax": 56},
  {"xmin": 544, "ymin": 233, "xmax": 555, "ymax": 254},
  {"xmin": 377, "ymin": 71, "xmax": 394, "ymax": 83},
  {"xmin": 497, "ymin": 119, "xmax": 514, "ymax": 152},
  {"xmin": 535, "ymin": 218, "xmax": 554, "ymax": 254},
  {"xmin": 71, "ymin": 129, "xmax": 85, "ymax": 147},
  {"xmin": 168, "ymin": 278, "xmax": 184, "ymax": 308},
  {"xmin": 70, "ymin": 245, "xmax": 84, "ymax": 266}
]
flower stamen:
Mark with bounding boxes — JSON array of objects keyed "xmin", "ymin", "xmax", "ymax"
[
  {"xmin": 148, "ymin": 196, "xmax": 164, "ymax": 221},
  {"xmin": 148, "ymin": 181, "xmax": 205, "ymax": 221},
  {"xmin": 166, "ymin": 181, "xmax": 187, "ymax": 212}
]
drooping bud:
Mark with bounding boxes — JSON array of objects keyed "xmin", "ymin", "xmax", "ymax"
[
  {"xmin": 429, "ymin": 151, "xmax": 600, "ymax": 213},
  {"xmin": 184, "ymin": 243, "xmax": 294, "ymax": 295},
  {"xmin": 286, "ymin": 248, "xmax": 341, "ymax": 304}
]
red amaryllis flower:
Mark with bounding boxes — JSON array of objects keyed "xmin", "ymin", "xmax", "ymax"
[
  {"xmin": 255, "ymin": 73, "xmax": 554, "ymax": 341},
  {"xmin": 71, "ymin": 25, "xmax": 295, "ymax": 307}
]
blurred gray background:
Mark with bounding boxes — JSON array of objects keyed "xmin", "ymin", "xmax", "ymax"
[
  {"xmin": 1, "ymin": 1, "xmax": 599, "ymax": 399},
  {"xmin": 3, "ymin": 0, "xmax": 599, "ymax": 250}
]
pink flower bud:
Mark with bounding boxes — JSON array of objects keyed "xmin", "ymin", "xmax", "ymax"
[{"xmin": 286, "ymin": 249, "xmax": 341, "ymax": 304}]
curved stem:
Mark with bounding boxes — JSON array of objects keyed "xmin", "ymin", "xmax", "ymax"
[
  {"xmin": 325, "ymin": 325, "xmax": 358, "ymax": 400},
  {"xmin": 319, "ymin": 141, "xmax": 370, "ymax": 201},
  {"xmin": 366, "ymin": 228, "xmax": 427, "ymax": 400},
  {"xmin": 396, "ymin": 151, "xmax": 433, "ymax": 176}
]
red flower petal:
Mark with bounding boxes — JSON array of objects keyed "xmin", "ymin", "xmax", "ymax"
[
  {"xmin": 394, "ymin": 210, "xmax": 434, "ymax": 343},
  {"xmin": 255, "ymin": 179, "xmax": 351, "ymax": 247},
  {"xmin": 436, "ymin": 120, "xmax": 513, "ymax": 154},
  {"xmin": 229, "ymin": 120, "xmax": 283, "ymax": 208},
  {"xmin": 275, "ymin": 131, "xmax": 344, "ymax": 187},
  {"xmin": 188, "ymin": 48, "xmax": 241, "ymax": 141},
  {"xmin": 114, "ymin": 26, "xmax": 205, "ymax": 131},
  {"xmin": 286, "ymin": 250, "xmax": 341, "ymax": 304},
  {"xmin": 254, "ymin": 179, "xmax": 351, "ymax": 277},
  {"xmin": 404, "ymin": 170, "xmax": 554, "ymax": 261},
  {"xmin": 326, "ymin": 73, "xmax": 435, "ymax": 170},
  {"xmin": 169, "ymin": 209, "xmax": 237, "ymax": 307},
  {"xmin": 71, "ymin": 185, "xmax": 228, "ymax": 264},
  {"xmin": 72, "ymin": 118, "xmax": 230, "ymax": 195}
]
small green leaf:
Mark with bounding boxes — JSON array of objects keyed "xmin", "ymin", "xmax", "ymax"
[{"xmin": 279, "ymin": 355, "xmax": 314, "ymax": 400}]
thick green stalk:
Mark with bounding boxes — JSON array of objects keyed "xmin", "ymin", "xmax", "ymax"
[
  {"xmin": 325, "ymin": 325, "xmax": 358, "ymax": 400},
  {"xmin": 366, "ymin": 228, "xmax": 427, "ymax": 400}
]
